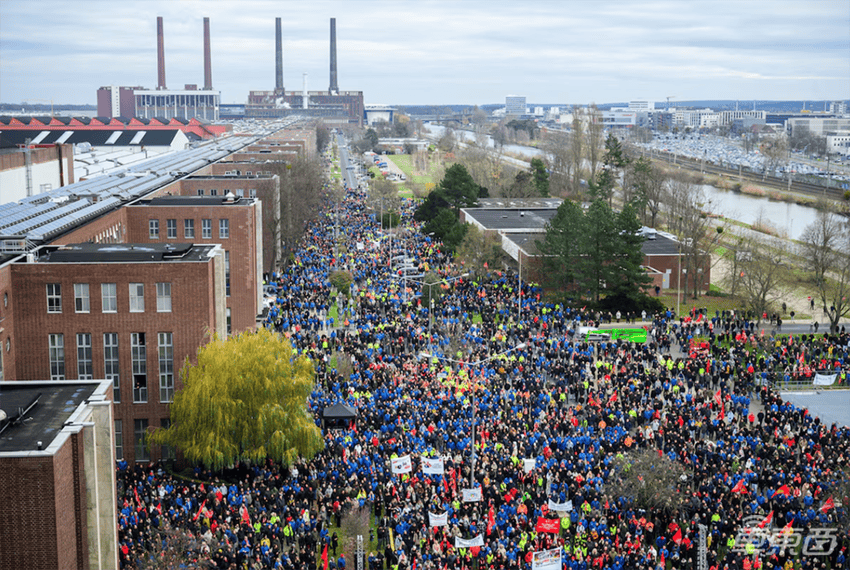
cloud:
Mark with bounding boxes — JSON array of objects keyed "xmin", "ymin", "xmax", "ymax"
[{"xmin": 0, "ymin": 0, "xmax": 847, "ymax": 105}]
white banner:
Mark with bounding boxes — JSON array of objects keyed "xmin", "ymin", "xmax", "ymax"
[
  {"xmin": 523, "ymin": 458, "xmax": 536, "ymax": 473},
  {"xmin": 532, "ymin": 548, "xmax": 562, "ymax": 570},
  {"xmin": 462, "ymin": 488, "xmax": 483, "ymax": 502},
  {"xmin": 421, "ymin": 456, "xmax": 445, "ymax": 475},
  {"xmin": 391, "ymin": 455, "xmax": 412, "ymax": 474},
  {"xmin": 429, "ymin": 511, "xmax": 448, "ymax": 527},
  {"xmin": 814, "ymin": 373, "xmax": 837, "ymax": 386},
  {"xmin": 548, "ymin": 499, "xmax": 573, "ymax": 512},
  {"xmin": 455, "ymin": 535, "xmax": 484, "ymax": 548}
]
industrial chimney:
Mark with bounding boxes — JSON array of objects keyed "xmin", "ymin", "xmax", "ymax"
[
  {"xmin": 275, "ymin": 18, "xmax": 284, "ymax": 93},
  {"xmin": 303, "ymin": 73, "xmax": 309, "ymax": 109},
  {"xmin": 329, "ymin": 18, "xmax": 339, "ymax": 95},
  {"xmin": 203, "ymin": 17, "xmax": 213, "ymax": 90},
  {"xmin": 157, "ymin": 17, "xmax": 167, "ymax": 90}
]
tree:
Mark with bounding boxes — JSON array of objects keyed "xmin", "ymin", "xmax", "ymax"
[
  {"xmin": 542, "ymin": 130, "xmax": 572, "ymax": 197},
  {"xmin": 456, "ymin": 225, "xmax": 508, "ymax": 275},
  {"xmin": 608, "ymin": 449, "xmax": 687, "ymax": 515},
  {"xmin": 435, "ymin": 163, "xmax": 480, "ymax": 217},
  {"xmin": 502, "ymin": 170, "xmax": 537, "ymax": 200},
  {"xmin": 759, "ymin": 136, "xmax": 788, "ymax": 175},
  {"xmin": 580, "ymin": 200, "xmax": 619, "ymax": 302},
  {"xmin": 607, "ymin": 202, "xmax": 653, "ymax": 303},
  {"xmin": 529, "ymin": 158, "xmax": 550, "ymax": 197},
  {"xmin": 570, "ymin": 109, "xmax": 585, "ymax": 195},
  {"xmin": 437, "ymin": 127, "xmax": 457, "ymax": 153},
  {"xmin": 536, "ymin": 199, "xmax": 587, "ymax": 290},
  {"xmin": 271, "ymin": 155, "xmax": 328, "ymax": 266},
  {"xmin": 800, "ymin": 209, "xmax": 850, "ymax": 332},
  {"xmin": 630, "ymin": 157, "xmax": 665, "ymax": 228},
  {"xmin": 316, "ymin": 124, "xmax": 331, "ymax": 152},
  {"xmin": 585, "ymin": 104, "xmax": 604, "ymax": 181},
  {"xmin": 470, "ymin": 106, "xmax": 489, "ymax": 134},
  {"xmin": 737, "ymin": 237, "xmax": 785, "ymax": 319},
  {"xmin": 149, "ymin": 328, "xmax": 324, "ymax": 470}
]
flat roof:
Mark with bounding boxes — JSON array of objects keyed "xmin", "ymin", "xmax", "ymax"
[
  {"xmin": 0, "ymin": 382, "xmax": 101, "ymax": 453},
  {"xmin": 503, "ymin": 233, "xmax": 545, "ymax": 254},
  {"xmin": 36, "ymin": 242, "xmax": 217, "ymax": 263},
  {"xmin": 463, "ymin": 208, "xmax": 558, "ymax": 231},
  {"xmin": 641, "ymin": 234, "xmax": 682, "ymax": 256},
  {"xmin": 476, "ymin": 198, "xmax": 564, "ymax": 209},
  {"xmin": 139, "ymin": 196, "xmax": 255, "ymax": 207}
]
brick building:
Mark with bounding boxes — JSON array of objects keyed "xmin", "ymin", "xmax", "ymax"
[
  {"xmin": 5, "ymin": 243, "xmax": 226, "ymax": 464},
  {"xmin": 0, "ymin": 379, "xmax": 116, "ymax": 570}
]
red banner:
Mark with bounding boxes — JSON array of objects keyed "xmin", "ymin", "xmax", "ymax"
[{"xmin": 536, "ymin": 517, "xmax": 560, "ymax": 533}]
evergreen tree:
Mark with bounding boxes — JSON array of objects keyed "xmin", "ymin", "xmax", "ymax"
[
  {"xmin": 529, "ymin": 158, "xmax": 550, "ymax": 197},
  {"xmin": 536, "ymin": 199, "xmax": 586, "ymax": 289}
]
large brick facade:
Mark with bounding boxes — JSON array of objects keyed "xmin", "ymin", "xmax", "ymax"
[{"xmin": 6, "ymin": 245, "xmax": 225, "ymax": 464}]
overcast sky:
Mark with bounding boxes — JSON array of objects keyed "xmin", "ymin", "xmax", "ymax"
[{"xmin": 1, "ymin": 0, "xmax": 847, "ymax": 107}]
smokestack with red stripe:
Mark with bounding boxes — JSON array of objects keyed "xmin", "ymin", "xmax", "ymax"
[
  {"xmin": 157, "ymin": 17, "xmax": 166, "ymax": 90},
  {"xmin": 329, "ymin": 18, "xmax": 339, "ymax": 95},
  {"xmin": 275, "ymin": 17, "xmax": 284, "ymax": 92},
  {"xmin": 203, "ymin": 17, "xmax": 213, "ymax": 90}
]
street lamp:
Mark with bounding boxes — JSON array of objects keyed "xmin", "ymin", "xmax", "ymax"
[{"xmin": 419, "ymin": 342, "xmax": 527, "ymax": 486}]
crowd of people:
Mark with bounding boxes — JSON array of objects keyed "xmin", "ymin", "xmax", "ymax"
[{"xmin": 116, "ymin": 183, "xmax": 850, "ymax": 570}]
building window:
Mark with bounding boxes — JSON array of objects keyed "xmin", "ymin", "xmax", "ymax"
[
  {"xmin": 74, "ymin": 283, "xmax": 90, "ymax": 313},
  {"xmin": 249, "ymin": 188, "xmax": 257, "ymax": 198},
  {"xmin": 3, "ymin": 292, "xmax": 7, "ymax": 307},
  {"xmin": 166, "ymin": 219, "xmax": 177, "ymax": 239},
  {"xmin": 101, "ymin": 283, "xmax": 117, "ymax": 313},
  {"xmin": 158, "ymin": 332, "xmax": 174, "ymax": 403},
  {"xmin": 225, "ymin": 251, "xmax": 230, "ymax": 297},
  {"xmin": 160, "ymin": 419, "xmax": 175, "ymax": 461},
  {"xmin": 134, "ymin": 419, "xmax": 149, "ymax": 462},
  {"xmin": 115, "ymin": 420, "xmax": 123, "ymax": 460},
  {"xmin": 210, "ymin": 189, "xmax": 218, "ymax": 196},
  {"xmin": 132, "ymin": 332, "xmax": 147, "ymax": 403},
  {"xmin": 0, "ymin": 345, "xmax": 3, "ymax": 381},
  {"xmin": 156, "ymin": 282, "xmax": 172, "ymax": 312},
  {"xmin": 149, "ymin": 219, "xmax": 160, "ymax": 239},
  {"xmin": 184, "ymin": 219, "xmax": 195, "ymax": 239},
  {"xmin": 219, "ymin": 219, "xmax": 229, "ymax": 239},
  {"xmin": 49, "ymin": 333, "xmax": 65, "ymax": 380},
  {"xmin": 46, "ymin": 283, "xmax": 62, "ymax": 313},
  {"xmin": 76, "ymin": 333, "xmax": 93, "ymax": 379},
  {"xmin": 197, "ymin": 189, "xmax": 204, "ymax": 196},
  {"xmin": 236, "ymin": 188, "xmax": 244, "ymax": 197},
  {"xmin": 202, "ymin": 219, "xmax": 212, "ymax": 239},
  {"xmin": 104, "ymin": 333, "xmax": 120, "ymax": 402},
  {"xmin": 226, "ymin": 307, "xmax": 232, "ymax": 335},
  {"xmin": 129, "ymin": 283, "xmax": 144, "ymax": 312}
]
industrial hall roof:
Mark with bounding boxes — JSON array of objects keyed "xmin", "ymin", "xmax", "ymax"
[{"xmin": 0, "ymin": 129, "xmax": 192, "ymax": 149}]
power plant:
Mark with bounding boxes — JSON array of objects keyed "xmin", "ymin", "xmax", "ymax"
[
  {"xmin": 96, "ymin": 17, "xmax": 221, "ymax": 120},
  {"xmin": 245, "ymin": 17, "xmax": 364, "ymax": 125}
]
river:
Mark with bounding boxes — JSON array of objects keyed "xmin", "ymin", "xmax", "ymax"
[{"xmin": 424, "ymin": 124, "xmax": 822, "ymax": 239}]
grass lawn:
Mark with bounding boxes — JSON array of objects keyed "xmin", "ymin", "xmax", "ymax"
[{"xmin": 329, "ymin": 304, "xmax": 339, "ymax": 323}]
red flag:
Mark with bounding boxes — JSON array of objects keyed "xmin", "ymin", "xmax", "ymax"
[
  {"xmin": 672, "ymin": 528, "xmax": 683, "ymax": 544},
  {"xmin": 659, "ymin": 553, "xmax": 665, "ymax": 567},
  {"xmin": 714, "ymin": 389, "xmax": 722, "ymax": 407},
  {"xmin": 607, "ymin": 391, "xmax": 618, "ymax": 406},
  {"xmin": 412, "ymin": 559, "xmax": 417, "ymax": 570},
  {"xmin": 731, "ymin": 479, "xmax": 747, "ymax": 494},
  {"xmin": 536, "ymin": 517, "xmax": 560, "ymax": 533},
  {"xmin": 774, "ymin": 485, "xmax": 790, "ymax": 497},
  {"xmin": 241, "ymin": 505, "xmax": 251, "ymax": 526},
  {"xmin": 820, "ymin": 496, "xmax": 835, "ymax": 513},
  {"xmin": 193, "ymin": 499, "xmax": 207, "ymax": 522},
  {"xmin": 134, "ymin": 487, "xmax": 142, "ymax": 507},
  {"xmin": 757, "ymin": 511, "xmax": 773, "ymax": 528},
  {"xmin": 321, "ymin": 544, "xmax": 329, "ymax": 570},
  {"xmin": 487, "ymin": 505, "xmax": 496, "ymax": 536},
  {"xmin": 780, "ymin": 519, "xmax": 795, "ymax": 536},
  {"xmin": 156, "ymin": 502, "xmax": 162, "ymax": 515}
]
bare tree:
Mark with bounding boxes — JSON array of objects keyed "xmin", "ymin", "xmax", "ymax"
[
  {"xmin": 665, "ymin": 174, "xmax": 724, "ymax": 299},
  {"xmin": 585, "ymin": 104, "xmax": 604, "ymax": 182},
  {"xmin": 455, "ymin": 225, "xmax": 508, "ymax": 275},
  {"xmin": 738, "ymin": 236, "xmax": 785, "ymax": 319},
  {"xmin": 608, "ymin": 448, "xmax": 687, "ymax": 515},
  {"xmin": 570, "ymin": 110, "xmax": 585, "ymax": 196},
  {"xmin": 269, "ymin": 154, "xmax": 328, "ymax": 266},
  {"xmin": 759, "ymin": 136, "xmax": 788, "ymax": 176},
  {"xmin": 800, "ymin": 209, "xmax": 850, "ymax": 332},
  {"xmin": 631, "ymin": 157, "xmax": 665, "ymax": 227},
  {"xmin": 543, "ymin": 130, "xmax": 572, "ymax": 197}
]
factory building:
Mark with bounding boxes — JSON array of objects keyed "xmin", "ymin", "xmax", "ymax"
[{"xmin": 245, "ymin": 18, "xmax": 364, "ymax": 125}]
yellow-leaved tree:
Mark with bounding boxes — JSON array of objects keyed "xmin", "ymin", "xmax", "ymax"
[{"xmin": 148, "ymin": 328, "xmax": 324, "ymax": 470}]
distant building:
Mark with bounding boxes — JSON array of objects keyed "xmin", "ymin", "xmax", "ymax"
[
  {"xmin": 718, "ymin": 110, "xmax": 766, "ymax": 126},
  {"xmin": 786, "ymin": 117, "xmax": 850, "ymax": 137},
  {"xmin": 0, "ymin": 379, "xmax": 117, "ymax": 570},
  {"xmin": 505, "ymin": 96, "xmax": 527, "ymax": 116},
  {"xmin": 628, "ymin": 101, "xmax": 655, "ymax": 111},
  {"xmin": 827, "ymin": 134, "xmax": 850, "ymax": 156},
  {"xmin": 364, "ymin": 105, "xmax": 396, "ymax": 126},
  {"xmin": 830, "ymin": 101, "xmax": 848, "ymax": 116},
  {"xmin": 96, "ymin": 85, "xmax": 221, "ymax": 121}
]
